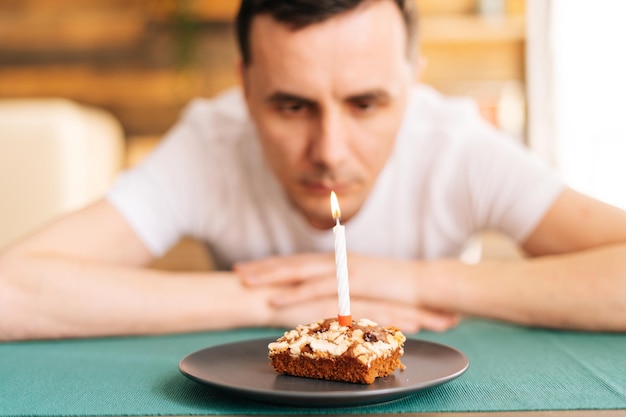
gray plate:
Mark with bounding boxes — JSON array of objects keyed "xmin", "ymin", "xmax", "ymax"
[{"xmin": 179, "ymin": 337, "xmax": 469, "ymax": 407}]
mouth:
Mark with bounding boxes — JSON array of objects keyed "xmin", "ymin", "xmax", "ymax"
[{"xmin": 299, "ymin": 179, "xmax": 351, "ymax": 196}]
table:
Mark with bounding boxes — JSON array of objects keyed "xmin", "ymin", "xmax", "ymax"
[{"xmin": 1, "ymin": 319, "xmax": 625, "ymax": 416}]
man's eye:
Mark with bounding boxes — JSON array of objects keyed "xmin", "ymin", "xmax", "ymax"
[
  {"xmin": 351, "ymin": 100, "xmax": 376, "ymax": 114},
  {"xmin": 278, "ymin": 101, "xmax": 308, "ymax": 115}
]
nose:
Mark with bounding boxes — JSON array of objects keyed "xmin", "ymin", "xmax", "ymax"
[{"xmin": 307, "ymin": 105, "xmax": 350, "ymax": 168}]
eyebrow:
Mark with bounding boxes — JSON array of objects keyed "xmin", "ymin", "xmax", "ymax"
[
  {"xmin": 266, "ymin": 89, "xmax": 392, "ymax": 105},
  {"xmin": 346, "ymin": 89, "xmax": 391, "ymax": 103},
  {"xmin": 266, "ymin": 92, "xmax": 314, "ymax": 105}
]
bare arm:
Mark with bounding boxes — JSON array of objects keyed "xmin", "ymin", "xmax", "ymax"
[
  {"xmin": 0, "ymin": 199, "xmax": 274, "ymax": 340},
  {"xmin": 1, "ymin": 199, "xmax": 433, "ymax": 340},
  {"xmin": 239, "ymin": 188, "xmax": 626, "ymax": 332},
  {"xmin": 422, "ymin": 187, "xmax": 626, "ymax": 331}
]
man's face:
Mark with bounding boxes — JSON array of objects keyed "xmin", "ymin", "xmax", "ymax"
[{"xmin": 242, "ymin": 0, "xmax": 414, "ymax": 229}]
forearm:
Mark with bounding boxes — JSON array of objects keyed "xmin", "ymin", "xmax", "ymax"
[
  {"xmin": 0, "ymin": 253, "xmax": 270, "ymax": 341},
  {"xmin": 422, "ymin": 244, "xmax": 626, "ymax": 331}
]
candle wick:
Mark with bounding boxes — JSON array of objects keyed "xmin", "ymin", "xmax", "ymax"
[{"xmin": 335, "ymin": 217, "xmax": 340, "ymax": 227}]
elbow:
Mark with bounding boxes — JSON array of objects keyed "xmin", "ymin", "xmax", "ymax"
[{"xmin": 0, "ymin": 251, "xmax": 37, "ymax": 341}]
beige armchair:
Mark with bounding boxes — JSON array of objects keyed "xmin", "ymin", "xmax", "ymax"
[{"xmin": 0, "ymin": 99, "xmax": 125, "ymax": 248}]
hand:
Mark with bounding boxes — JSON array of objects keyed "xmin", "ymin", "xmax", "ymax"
[
  {"xmin": 264, "ymin": 297, "xmax": 460, "ymax": 333},
  {"xmin": 235, "ymin": 253, "xmax": 460, "ymax": 333}
]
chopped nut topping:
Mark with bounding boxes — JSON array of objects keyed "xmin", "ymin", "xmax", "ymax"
[{"xmin": 268, "ymin": 318, "xmax": 406, "ymax": 366}]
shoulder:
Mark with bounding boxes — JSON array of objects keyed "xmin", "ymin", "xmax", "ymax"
[
  {"xmin": 396, "ymin": 84, "xmax": 496, "ymax": 170},
  {"xmin": 401, "ymin": 85, "xmax": 492, "ymax": 152},
  {"xmin": 183, "ymin": 87, "xmax": 247, "ymax": 119},
  {"xmin": 106, "ymin": 88, "xmax": 255, "ymax": 255},
  {"xmin": 148, "ymin": 87, "xmax": 255, "ymax": 170},
  {"xmin": 177, "ymin": 87, "xmax": 250, "ymax": 140},
  {"xmin": 408, "ymin": 84, "xmax": 483, "ymax": 128},
  {"xmin": 404, "ymin": 84, "xmax": 532, "ymax": 159}
]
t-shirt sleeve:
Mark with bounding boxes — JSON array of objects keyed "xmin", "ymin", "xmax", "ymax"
[
  {"xmin": 106, "ymin": 102, "xmax": 212, "ymax": 257},
  {"xmin": 462, "ymin": 122, "xmax": 566, "ymax": 244}
]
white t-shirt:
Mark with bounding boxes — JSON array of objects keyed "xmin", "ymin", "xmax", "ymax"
[{"xmin": 107, "ymin": 85, "xmax": 564, "ymax": 270}]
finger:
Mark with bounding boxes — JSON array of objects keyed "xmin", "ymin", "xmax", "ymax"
[
  {"xmin": 270, "ymin": 281, "xmax": 426, "ymax": 330},
  {"xmin": 413, "ymin": 309, "xmax": 461, "ymax": 332},
  {"xmin": 271, "ymin": 269, "xmax": 416, "ymax": 308},
  {"xmin": 350, "ymin": 300, "xmax": 424, "ymax": 333},
  {"xmin": 235, "ymin": 253, "xmax": 334, "ymax": 286},
  {"xmin": 269, "ymin": 296, "xmax": 443, "ymax": 334},
  {"xmin": 347, "ymin": 300, "xmax": 462, "ymax": 333},
  {"xmin": 347, "ymin": 256, "xmax": 420, "ymax": 306},
  {"xmin": 269, "ymin": 298, "xmax": 340, "ymax": 329},
  {"xmin": 270, "ymin": 275, "xmax": 337, "ymax": 307}
]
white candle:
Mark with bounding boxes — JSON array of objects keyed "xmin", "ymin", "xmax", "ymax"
[{"xmin": 330, "ymin": 191, "xmax": 351, "ymax": 326}]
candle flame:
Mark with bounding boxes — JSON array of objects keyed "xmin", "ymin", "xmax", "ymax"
[{"xmin": 330, "ymin": 191, "xmax": 341, "ymax": 221}]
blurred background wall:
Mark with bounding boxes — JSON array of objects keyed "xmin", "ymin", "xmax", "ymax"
[{"xmin": 527, "ymin": 0, "xmax": 626, "ymax": 211}]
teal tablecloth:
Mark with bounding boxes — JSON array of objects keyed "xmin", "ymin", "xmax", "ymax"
[{"xmin": 1, "ymin": 319, "xmax": 625, "ymax": 416}]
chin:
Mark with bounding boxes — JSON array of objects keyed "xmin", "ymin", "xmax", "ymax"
[{"xmin": 286, "ymin": 191, "xmax": 330, "ymax": 228}]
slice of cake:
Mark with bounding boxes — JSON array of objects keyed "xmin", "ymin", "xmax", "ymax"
[{"xmin": 268, "ymin": 318, "xmax": 406, "ymax": 384}]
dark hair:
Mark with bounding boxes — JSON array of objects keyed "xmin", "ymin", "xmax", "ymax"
[{"xmin": 235, "ymin": 0, "xmax": 418, "ymax": 66}]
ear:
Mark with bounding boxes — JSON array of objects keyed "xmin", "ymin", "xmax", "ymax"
[
  {"xmin": 236, "ymin": 59, "xmax": 249, "ymax": 99},
  {"xmin": 413, "ymin": 55, "xmax": 428, "ymax": 82}
]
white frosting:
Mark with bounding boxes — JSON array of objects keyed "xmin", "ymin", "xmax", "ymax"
[{"xmin": 268, "ymin": 318, "xmax": 406, "ymax": 366}]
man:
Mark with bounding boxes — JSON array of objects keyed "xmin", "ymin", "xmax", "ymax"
[{"xmin": 1, "ymin": 0, "xmax": 626, "ymax": 341}]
